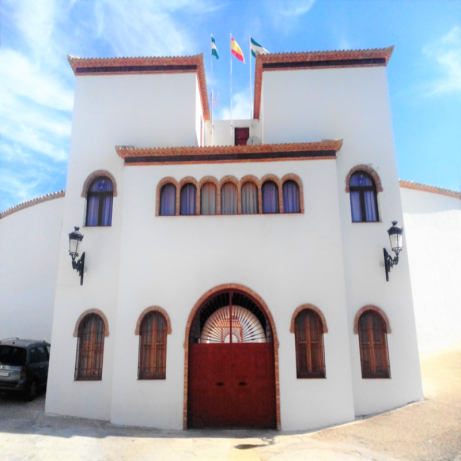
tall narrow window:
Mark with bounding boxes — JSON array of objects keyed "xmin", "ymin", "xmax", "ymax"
[
  {"xmin": 86, "ymin": 177, "xmax": 113, "ymax": 226},
  {"xmin": 358, "ymin": 311, "xmax": 390, "ymax": 378},
  {"xmin": 221, "ymin": 182, "xmax": 238, "ymax": 215},
  {"xmin": 201, "ymin": 183, "xmax": 217, "ymax": 215},
  {"xmin": 235, "ymin": 127, "xmax": 249, "ymax": 146},
  {"xmin": 138, "ymin": 312, "xmax": 167, "ymax": 379},
  {"xmin": 349, "ymin": 172, "xmax": 378, "ymax": 222},
  {"xmin": 75, "ymin": 314, "xmax": 105, "ymax": 381},
  {"xmin": 241, "ymin": 182, "xmax": 259, "ymax": 214},
  {"xmin": 283, "ymin": 180, "xmax": 300, "ymax": 213},
  {"xmin": 262, "ymin": 181, "xmax": 280, "ymax": 214},
  {"xmin": 160, "ymin": 183, "xmax": 177, "ymax": 216},
  {"xmin": 180, "ymin": 183, "xmax": 197, "ymax": 215},
  {"xmin": 294, "ymin": 310, "xmax": 325, "ymax": 378}
]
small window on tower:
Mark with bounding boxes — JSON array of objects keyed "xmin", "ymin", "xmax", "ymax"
[{"xmin": 235, "ymin": 127, "xmax": 249, "ymax": 146}]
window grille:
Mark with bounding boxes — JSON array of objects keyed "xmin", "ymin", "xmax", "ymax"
[
  {"xmin": 295, "ymin": 310, "xmax": 326, "ymax": 378},
  {"xmin": 138, "ymin": 312, "xmax": 167, "ymax": 379},
  {"xmin": 160, "ymin": 183, "xmax": 177, "ymax": 216},
  {"xmin": 86, "ymin": 177, "xmax": 114, "ymax": 226},
  {"xmin": 75, "ymin": 314, "xmax": 105, "ymax": 381},
  {"xmin": 358, "ymin": 311, "xmax": 390, "ymax": 378},
  {"xmin": 349, "ymin": 172, "xmax": 379, "ymax": 222}
]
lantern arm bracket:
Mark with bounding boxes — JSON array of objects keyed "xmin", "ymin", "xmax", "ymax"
[
  {"xmin": 71, "ymin": 252, "xmax": 85, "ymax": 285},
  {"xmin": 383, "ymin": 248, "xmax": 399, "ymax": 282}
]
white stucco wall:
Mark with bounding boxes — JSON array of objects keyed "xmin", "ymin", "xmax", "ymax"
[
  {"xmin": 261, "ymin": 66, "xmax": 424, "ymax": 417},
  {"xmin": 0, "ymin": 197, "xmax": 64, "ymax": 343},
  {"xmin": 401, "ymin": 188, "xmax": 461, "ymax": 352},
  {"xmin": 46, "ymin": 72, "xmax": 201, "ymax": 421}
]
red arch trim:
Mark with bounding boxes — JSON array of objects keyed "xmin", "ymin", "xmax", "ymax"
[
  {"xmin": 345, "ymin": 165, "xmax": 383, "ymax": 193},
  {"xmin": 290, "ymin": 304, "xmax": 328, "ymax": 333},
  {"xmin": 353, "ymin": 305, "xmax": 391, "ymax": 334},
  {"xmin": 135, "ymin": 306, "xmax": 172, "ymax": 335},
  {"xmin": 81, "ymin": 170, "xmax": 118, "ymax": 197},
  {"xmin": 73, "ymin": 309, "xmax": 109, "ymax": 337}
]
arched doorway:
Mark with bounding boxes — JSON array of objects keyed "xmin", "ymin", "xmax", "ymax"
[{"xmin": 185, "ymin": 285, "xmax": 278, "ymax": 429}]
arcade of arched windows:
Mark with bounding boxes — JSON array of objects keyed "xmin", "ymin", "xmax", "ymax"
[{"xmin": 156, "ymin": 174, "xmax": 304, "ymax": 216}]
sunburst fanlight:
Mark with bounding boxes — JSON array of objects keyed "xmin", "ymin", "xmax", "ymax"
[{"xmin": 200, "ymin": 306, "xmax": 267, "ymax": 343}]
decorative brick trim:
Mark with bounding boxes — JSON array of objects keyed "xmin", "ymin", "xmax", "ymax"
[
  {"xmin": 253, "ymin": 47, "xmax": 394, "ymax": 119},
  {"xmin": 183, "ymin": 284, "xmax": 281, "ymax": 430},
  {"xmin": 290, "ymin": 304, "xmax": 328, "ymax": 334},
  {"xmin": 399, "ymin": 180, "xmax": 461, "ymax": 200},
  {"xmin": 134, "ymin": 306, "xmax": 172, "ymax": 335},
  {"xmin": 345, "ymin": 165, "xmax": 383, "ymax": 193},
  {"xmin": 198, "ymin": 176, "xmax": 220, "ymax": 215},
  {"xmin": 179, "ymin": 177, "xmax": 200, "ymax": 216},
  {"xmin": 73, "ymin": 309, "xmax": 109, "ymax": 337},
  {"xmin": 219, "ymin": 175, "xmax": 241, "ymax": 214},
  {"xmin": 0, "ymin": 190, "xmax": 65, "ymax": 220},
  {"xmin": 116, "ymin": 140, "xmax": 343, "ymax": 166},
  {"xmin": 68, "ymin": 54, "xmax": 210, "ymax": 121},
  {"xmin": 261, "ymin": 174, "xmax": 283, "ymax": 213},
  {"xmin": 281, "ymin": 174, "xmax": 305, "ymax": 214},
  {"xmin": 81, "ymin": 170, "xmax": 118, "ymax": 198},
  {"xmin": 156, "ymin": 177, "xmax": 179, "ymax": 216},
  {"xmin": 353, "ymin": 305, "xmax": 391, "ymax": 334}
]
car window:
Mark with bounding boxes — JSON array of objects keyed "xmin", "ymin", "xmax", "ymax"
[
  {"xmin": 29, "ymin": 348, "xmax": 39, "ymax": 364},
  {"xmin": 36, "ymin": 346, "xmax": 48, "ymax": 362},
  {"xmin": 0, "ymin": 346, "xmax": 26, "ymax": 366}
]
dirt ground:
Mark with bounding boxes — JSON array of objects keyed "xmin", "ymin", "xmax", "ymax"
[{"xmin": 0, "ymin": 341, "xmax": 460, "ymax": 461}]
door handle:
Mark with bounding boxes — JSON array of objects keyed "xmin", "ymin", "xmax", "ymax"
[
  {"xmin": 216, "ymin": 382, "xmax": 224, "ymax": 386},
  {"xmin": 238, "ymin": 382, "xmax": 247, "ymax": 386}
]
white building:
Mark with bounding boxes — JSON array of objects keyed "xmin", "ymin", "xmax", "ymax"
[{"xmin": 0, "ymin": 47, "xmax": 460, "ymax": 431}]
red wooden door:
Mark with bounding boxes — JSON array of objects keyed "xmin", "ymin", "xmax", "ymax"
[{"xmin": 188, "ymin": 343, "xmax": 276, "ymax": 428}]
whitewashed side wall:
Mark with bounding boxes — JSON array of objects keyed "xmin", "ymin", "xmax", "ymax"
[
  {"xmin": 45, "ymin": 72, "xmax": 200, "ymax": 422},
  {"xmin": 401, "ymin": 188, "xmax": 461, "ymax": 352},
  {"xmin": 109, "ymin": 159, "xmax": 355, "ymax": 431},
  {"xmin": 0, "ymin": 197, "xmax": 64, "ymax": 343},
  {"xmin": 261, "ymin": 66, "xmax": 424, "ymax": 418}
]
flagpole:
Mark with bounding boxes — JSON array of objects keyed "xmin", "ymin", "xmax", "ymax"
[
  {"xmin": 230, "ymin": 33, "xmax": 233, "ymax": 125},
  {"xmin": 211, "ymin": 34, "xmax": 213, "ymax": 146},
  {"xmin": 249, "ymin": 34, "xmax": 252, "ymax": 119}
]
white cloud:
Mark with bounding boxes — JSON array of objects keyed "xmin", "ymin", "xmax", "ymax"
[
  {"xmin": 423, "ymin": 26, "xmax": 461, "ymax": 95},
  {"xmin": 218, "ymin": 92, "xmax": 252, "ymax": 120},
  {"xmin": 279, "ymin": 0, "xmax": 315, "ymax": 16}
]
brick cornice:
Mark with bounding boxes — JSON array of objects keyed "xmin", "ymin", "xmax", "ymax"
[
  {"xmin": 73, "ymin": 309, "xmax": 109, "ymax": 337},
  {"xmin": 353, "ymin": 305, "xmax": 391, "ymax": 334},
  {"xmin": 0, "ymin": 191, "xmax": 65, "ymax": 219},
  {"xmin": 290, "ymin": 304, "xmax": 328, "ymax": 334},
  {"xmin": 253, "ymin": 46, "xmax": 394, "ymax": 119},
  {"xmin": 116, "ymin": 140, "xmax": 342, "ymax": 166},
  {"xmin": 399, "ymin": 180, "xmax": 461, "ymax": 200},
  {"xmin": 67, "ymin": 54, "xmax": 210, "ymax": 121}
]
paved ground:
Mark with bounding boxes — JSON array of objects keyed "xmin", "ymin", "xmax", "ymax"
[{"xmin": 1, "ymin": 341, "xmax": 460, "ymax": 460}]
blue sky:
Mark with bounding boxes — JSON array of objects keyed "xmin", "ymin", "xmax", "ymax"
[{"xmin": 1, "ymin": 0, "xmax": 460, "ymax": 212}]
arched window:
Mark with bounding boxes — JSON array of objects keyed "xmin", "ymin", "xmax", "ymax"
[
  {"xmin": 86, "ymin": 177, "xmax": 113, "ymax": 226},
  {"xmin": 201, "ymin": 182, "xmax": 217, "ymax": 215},
  {"xmin": 75, "ymin": 314, "xmax": 105, "ymax": 381},
  {"xmin": 282, "ymin": 180, "xmax": 300, "ymax": 213},
  {"xmin": 180, "ymin": 183, "xmax": 197, "ymax": 215},
  {"xmin": 221, "ymin": 182, "xmax": 238, "ymax": 215},
  {"xmin": 138, "ymin": 312, "xmax": 167, "ymax": 379},
  {"xmin": 358, "ymin": 311, "xmax": 390, "ymax": 378},
  {"xmin": 294, "ymin": 309, "xmax": 326, "ymax": 378},
  {"xmin": 349, "ymin": 172, "xmax": 378, "ymax": 222},
  {"xmin": 160, "ymin": 183, "xmax": 177, "ymax": 216},
  {"xmin": 262, "ymin": 181, "xmax": 279, "ymax": 214},
  {"xmin": 241, "ymin": 182, "xmax": 259, "ymax": 214}
]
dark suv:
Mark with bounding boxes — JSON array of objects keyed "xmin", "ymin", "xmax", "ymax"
[{"xmin": 0, "ymin": 338, "xmax": 51, "ymax": 401}]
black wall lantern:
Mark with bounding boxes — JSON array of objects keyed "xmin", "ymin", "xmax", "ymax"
[
  {"xmin": 69, "ymin": 227, "xmax": 85, "ymax": 285},
  {"xmin": 383, "ymin": 221, "xmax": 404, "ymax": 282}
]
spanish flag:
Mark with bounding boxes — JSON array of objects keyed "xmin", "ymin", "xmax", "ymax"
[{"xmin": 231, "ymin": 38, "xmax": 245, "ymax": 63}]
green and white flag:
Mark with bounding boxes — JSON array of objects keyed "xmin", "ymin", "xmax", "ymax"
[
  {"xmin": 211, "ymin": 37, "xmax": 219, "ymax": 59},
  {"xmin": 250, "ymin": 37, "xmax": 269, "ymax": 57}
]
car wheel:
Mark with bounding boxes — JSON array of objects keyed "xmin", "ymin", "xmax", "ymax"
[{"xmin": 24, "ymin": 379, "xmax": 38, "ymax": 402}]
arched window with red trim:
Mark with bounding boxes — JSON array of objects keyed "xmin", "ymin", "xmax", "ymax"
[
  {"xmin": 294, "ymin": 309, "xmax": 325, "ymax": 378},
  {"xmin": 75, "ymin": 314, "xmax": 105, "ymax": 381},
  {"xmin": 358, "ymin": 310, "xmax": 390, "ymax": 378},
  {"xmin": 138, "ymin": 312, "xmax": 167, "ymax": 379},
  {"xmin": 349, "ymin": 172, "xmax": 379, "ymax": 222},
  {"xmin": 86, "ymin": 177, "xmax": 113, "ymax": 226}
]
